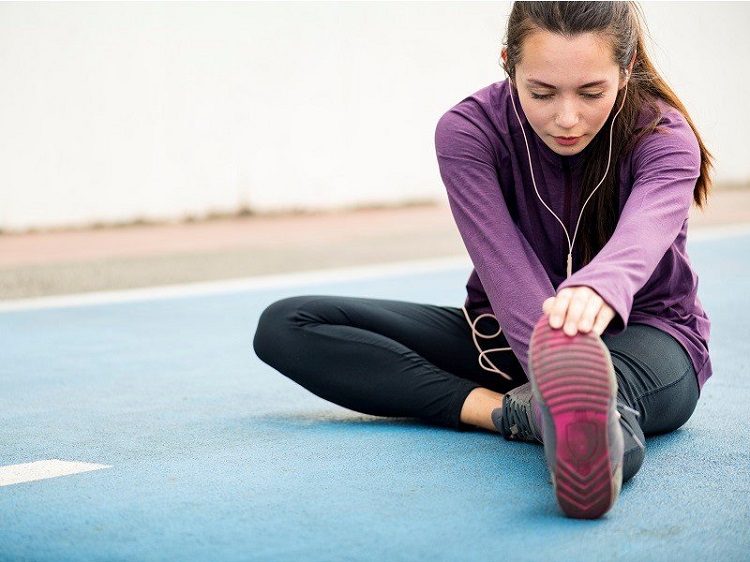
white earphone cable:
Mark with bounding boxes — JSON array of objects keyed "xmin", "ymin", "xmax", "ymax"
[
  {"xmin": 508, "ymin": 73, "xmax": 629, "ymax": 279},
  {"xmin": 461, "ymin": 305, "xmax": 515, "ymax": 380},
  {"xmin": 462, "ymin": 70, "xmax": 630, "ymax": 379}
]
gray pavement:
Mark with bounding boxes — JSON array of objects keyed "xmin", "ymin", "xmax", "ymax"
[{"xmin": 1, "ymin": 187, "xmax": 749, "ymax": 300}]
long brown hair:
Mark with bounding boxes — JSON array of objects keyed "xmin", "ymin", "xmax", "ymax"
[{"xmin": 501, "ymin": 1, "xmax": 714, "ymax": 267}]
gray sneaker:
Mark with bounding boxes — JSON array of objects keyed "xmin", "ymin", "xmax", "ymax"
[{"xmin": 491, "ymin": 382, "xmax": 543, "ymax": 443}]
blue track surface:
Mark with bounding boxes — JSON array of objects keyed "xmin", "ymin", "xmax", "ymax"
[{"xmin": 1, "ymin": 233, "xmax": 748, "ymax": 561}]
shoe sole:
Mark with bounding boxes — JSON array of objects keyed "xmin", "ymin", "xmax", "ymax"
[{"xmin": 529, "ymin": 316, "xmax": 620, "ymax": 519}]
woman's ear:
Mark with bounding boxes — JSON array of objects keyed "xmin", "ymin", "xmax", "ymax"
[
  {"xmin": 623, "ymin": 50, "xmax": 637, "ymax": 86},
  {"xmin": 500, "ymin": 48, "xmax": 518, "ymax": 87},
  {"xmin": 619, "ymin": 65, "xmax": 632, "ymax": 90}
]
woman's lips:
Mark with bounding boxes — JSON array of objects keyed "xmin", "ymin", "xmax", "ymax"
[{"xmin": 553, "ymin": 135, "xmax": 581, "ymax": 146}]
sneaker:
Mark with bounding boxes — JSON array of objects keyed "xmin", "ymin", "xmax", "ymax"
[
  {"xmin": 491, "ymin": 382, "xmax": 543, "ymax": 443},
  {"xmin": 528, "ymin": 315, "xmax": 623, "ymax": 519}
]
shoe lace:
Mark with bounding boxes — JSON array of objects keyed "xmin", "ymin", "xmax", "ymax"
[
  {"xmin": 502, "ymin": 386, "xmax": 542, "ymax": 442},
  {"xmin": 616, "ymin": 403, "xmax": 645, "ymax": 449}
]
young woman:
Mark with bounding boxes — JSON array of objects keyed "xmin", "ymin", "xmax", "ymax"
[{"xmin": 253, "ymin": 1, "xmax": 713, "ymax": 520}]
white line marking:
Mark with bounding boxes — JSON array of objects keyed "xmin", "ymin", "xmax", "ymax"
[
  {"xmin": 0, "ymin": 256, "xmax": 471, "ymax": 312},
  {"xmin": 0, "ymin": 459, "xmax": 111, "ymax": 487},
  {"xmin": 0, "ymin": 222, "xmax": 747, "ymax": 314}
]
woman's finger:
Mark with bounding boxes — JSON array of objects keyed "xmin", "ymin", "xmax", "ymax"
[
  {"xmin": 578, "ymin": 294, "xmax": 603, "ymax": 333},
  {"xmin": 549, "ymin": 289, "xmax": 573, "ymax": 328},
  {"xmin": 563, "ymin": 289, "xmax": 591, "ymax": 336},
  {"xmin": 592, "ymin": 305, "xmax": 615, "ymax": 336}
]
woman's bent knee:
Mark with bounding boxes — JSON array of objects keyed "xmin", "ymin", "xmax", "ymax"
[
  {"xmin": 252, "ymin": 296, "xmax": 307, "ymax": 364},
  {"xmin": 252, "ymin": 294, "xmax": 333, "ymax": 363},
  {"xmin": 641, "ymin": 370, "xmax": 700, "ymax": 435}
]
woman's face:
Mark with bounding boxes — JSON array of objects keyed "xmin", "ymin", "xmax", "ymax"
[{"xmin": 503, "ymin": 31, "xmax": 629, "ymax": 156}]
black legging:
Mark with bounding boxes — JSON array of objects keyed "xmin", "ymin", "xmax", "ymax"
[{"xmin": 252, "ymin": 294, "xmax": 700, "ymax": 483}]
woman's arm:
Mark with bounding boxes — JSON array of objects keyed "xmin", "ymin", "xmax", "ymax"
[
  {"xmin": 556, "ymin": 111, "xmax": 702, "ymax": 334},
  {"xmin": 435, "ymin": 110, "xmax": 555, "ymax": 376}
]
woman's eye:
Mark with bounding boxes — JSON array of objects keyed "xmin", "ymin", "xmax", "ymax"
[{"xmin": 530, "ymin": 92, "xmax": 605, "ymax": 100}]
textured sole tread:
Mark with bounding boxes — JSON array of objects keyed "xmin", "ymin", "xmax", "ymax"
[{"xmin": 529, "ymin": 317, "xmax": 620, "ymax": 520}]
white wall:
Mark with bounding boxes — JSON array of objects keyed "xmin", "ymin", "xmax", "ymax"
[{"xmin": 0, "ymin": 1, "xmax": 747, "ymax": 232}]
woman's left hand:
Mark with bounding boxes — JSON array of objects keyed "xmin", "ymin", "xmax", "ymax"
[{"xmin": 542, "ymin": 286, "xmax": 616, "ymax": 337}]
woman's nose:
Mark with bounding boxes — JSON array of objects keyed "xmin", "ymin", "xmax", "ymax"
[{"xmin": 554, "ymin": 100, "xmax": 580, "ymax": 129}]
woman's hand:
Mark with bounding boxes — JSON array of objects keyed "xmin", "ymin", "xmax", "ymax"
[{"xmin": 542, "ymin": 286, "xmax": 616, "ymax": 337}]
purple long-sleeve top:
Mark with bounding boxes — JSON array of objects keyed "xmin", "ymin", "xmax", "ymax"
[{"xmin": 434, "ymin": 78, "xmax": 712, "ymax": 392}]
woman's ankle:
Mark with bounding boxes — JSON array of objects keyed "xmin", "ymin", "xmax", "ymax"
[{"xmin": 460, "ymin": 387, "xmax": 504, "ymax": 431}]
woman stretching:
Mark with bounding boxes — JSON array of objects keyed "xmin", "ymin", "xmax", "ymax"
[{"xmin": 253, "ymin": 1, "xmax": 713, "ymax": 519}]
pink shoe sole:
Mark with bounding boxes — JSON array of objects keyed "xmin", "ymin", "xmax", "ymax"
[{"xmin": 529, "ymin": 316, "xmax": 623, "ymax": 519}]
